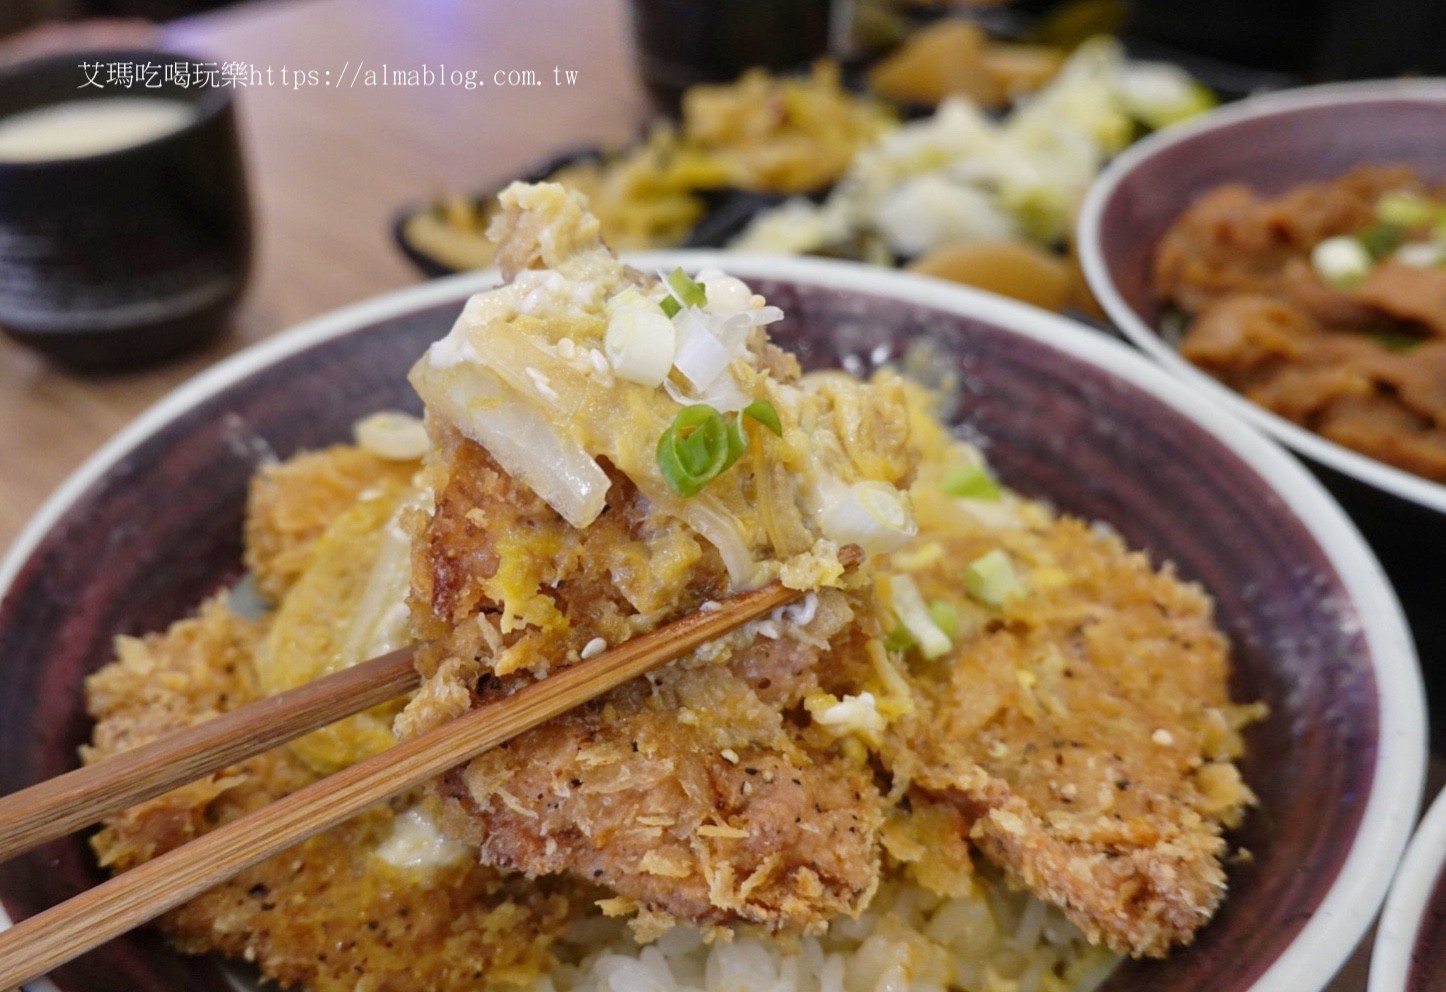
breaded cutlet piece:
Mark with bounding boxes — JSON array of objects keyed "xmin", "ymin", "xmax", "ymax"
[
  {"xmin": 887, "ymin": 518, "xmax": 1264, "ymax": 958},
  {"xmin": 423, "ymin": 610, "xmax": 886, "ymax": 935},
  {"xmin": 244, "ymin": 445, "xmax": 416, "ymax": 603},
  {"xmin": 85, "ymin": 598, "xmax": 581, "ymax": 992},
  {"xmin": 402, "ymin": 434, "xmax": 888, "ymax": 934}
]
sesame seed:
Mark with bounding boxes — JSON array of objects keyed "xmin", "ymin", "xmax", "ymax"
[
  {"xmin": 581, "ymin": 637, "xmax": 607, "ymax": 659},
  {"xmin": 1152, "ymin": 729, "xmax": 1175, "ymax": 746},
  {"xmin": 525, "ymin": 367, "xmax": 559, "ymax": 401}
]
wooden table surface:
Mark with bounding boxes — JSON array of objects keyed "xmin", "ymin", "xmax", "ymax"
[
  {"xmin": 0, "ymin": 2, "xmax": 1430, "ymax": 989},
  {"xmin": 0, "ymin": 0, "xmax": 650, "ymax": 551}
]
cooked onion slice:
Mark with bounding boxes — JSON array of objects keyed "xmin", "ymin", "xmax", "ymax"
[
  {"xmin": 353, "ymin": 411, "xmax": 429, "ymax": 461},
  {"xmin": 888, "ymin": 573, "xmax": 951, "ymax": 659},
  {"xmin": 416, "ymin": 365, "xmax": 610, "ymax": 528},
  {"xmin": 605, "ymin": 306, "xmax": 676, "ymax": 387},
  {"xmin": 818, "ymin": 480, "xmax": 918, "ymax": 556},
  {"xmin": 673, "ymin": 307, "xmax": 733, "ymax": 389}
]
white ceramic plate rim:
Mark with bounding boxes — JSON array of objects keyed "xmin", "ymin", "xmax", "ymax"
[
  {"xmin": 1371, "ymin": 784, "xmax": 1446, "ymax": 992},
  {"xmin": 0, "ymin": 253, "xmax": 1426, "ymax": 992},
  {"xmin": 1077, "ymin": 78, "xmax": 1446, "ymax": 515}
]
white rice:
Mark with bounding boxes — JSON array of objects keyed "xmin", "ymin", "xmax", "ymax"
[{"xmin": 533, "ymin": 876, "xmax": 1117, "ymax": 992}]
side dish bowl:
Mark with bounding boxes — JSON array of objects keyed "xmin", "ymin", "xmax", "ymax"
[
  {"xmin": 0, "ymin": 254, "xmax": 1425, "ymax": 992},
  {"xmin": 1370, "ymin": 784, "xmax": 1446, "ymax": 992},
  {"xmin": 1076, "ymin": 79, "xmax": 1446, "ymax": 515}
]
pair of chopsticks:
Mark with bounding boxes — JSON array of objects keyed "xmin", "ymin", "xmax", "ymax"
[{"xmin": 0, "ymin": 546, "xmax": 860, "ymax": 991}]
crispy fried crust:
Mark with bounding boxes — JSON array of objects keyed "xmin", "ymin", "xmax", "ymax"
[
  {"xmin": 888, "ymin": 517, "xmax": 1262, "ymax": 957},
  {"xmin": 426, "ymin": 617, "xmax": 884, "ymax": 934},
  {"xmin": 403, "ymin": 431, "xmax": 887, "ymax": 932},
  {"xmin": 244, "ymin": 446, "xmax": 415, "ymax": 603},
  {"xmin": 85, "ymin": 598, "xmax": 582, "ymax": 992}
]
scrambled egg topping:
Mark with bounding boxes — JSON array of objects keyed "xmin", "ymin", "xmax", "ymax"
[{"xmin": 411, "ymin": 181, "xmax": 919, "ymax": 607}]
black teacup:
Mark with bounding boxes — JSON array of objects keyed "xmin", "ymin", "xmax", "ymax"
[{"xmin": 0, "ymin": 50, "xmax": 252, "ymax": 369}]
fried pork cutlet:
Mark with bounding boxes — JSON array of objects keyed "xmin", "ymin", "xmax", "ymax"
[
  {"xmin": 401, "ymin": 431, "xmax": 888, "ymax": 933},
  {"xmin": 84, "ymin": 179, "xmax": 1263, "ymax": 984},
  {"xmin": 393, "ymin": 180, "xmax": 1261, "ymax": 949},
  {"xmin": 85, "ymin": 597, "xmax": 583, "ymax": 992},
  {"xmin": 397, "ymin": 181, "xmax": 921, "ymax": 933},
  {"xmin": 885, "ymin": 473, "xmax": 1264, "ymax": 956}
]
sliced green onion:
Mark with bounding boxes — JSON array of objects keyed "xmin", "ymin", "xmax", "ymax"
[
  {"xmin": 659, "ymin": 295, "xmax": 681, "ymax": 318},
  {"xmin": 942, "ymin": 464, "xmax": 1002, "ymax": 501},
  {"xmin": 889, "ymin": 574, "xmax": 951, "ymax": 659},
  {"xmin": 884, "ymin": 624, "xmax": 915, "ymax": 652},
  {"xmin": 666, "ymin": 268, "xmax": 708, "ymax": 309},
  {"xmin": 965, "ymin": 549, "xmax": 1024, "ymax": 608},
  {"xmin": 1376, "ymin": 192, "xmax": 1435, "ymax": 228},
  {"xmin": 742, "ymin": 399, "xmax": 783, "ymax": 436},
  {"xmin": 1358, "ymin": 222, "xmax": 1405, "ymax": 261},
  {"xmin": 928, "ymin": 599, "xmax": 958, "ymax": 638},
  {"xmin": 725, "ymin": 399, "xmax": 784, "ymax": 464},
  {"xmin": 658, "ymin": 405, "xmax": 731, "ymax": 497},
  {"xmin": 1311, "ymin": 235, "xmax": 1372, "ymax": 289},
  {"xmin": 658, "ymin": 401, "xmax": 777, "ymax": 498}
]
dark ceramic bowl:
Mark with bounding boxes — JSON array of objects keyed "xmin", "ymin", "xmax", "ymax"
[
  {"xmin": 0, "ymin": 254, "xmax": 1425, "ymax": 992},
  {"xmin": 1372, "ymin": 784, "xmax": 1446, "ymax": 992}
]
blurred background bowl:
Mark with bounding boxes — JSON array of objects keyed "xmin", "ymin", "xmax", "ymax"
[{"xmin": 1369, "ymin": 783, "xmax": 1446, "ymax": 992}]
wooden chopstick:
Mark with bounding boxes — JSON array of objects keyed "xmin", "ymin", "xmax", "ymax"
[
  {"xmin": 0, "ymin": 645, "xmax": 422, "ymax": 864},
  {"xmin": 0, "ymin": 556, "xmax": 853, "ymax": 992}
]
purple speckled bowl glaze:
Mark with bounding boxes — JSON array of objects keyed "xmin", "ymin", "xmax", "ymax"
[
  {"xmin": 0, "ymin": 254, "xmax": 1425, "ymax": 992},
  {"xmin": 1372, "ymin": 785, "xmax": 1446, "ymax": 992},
  {"xmin": 1078, "ymin": 80, "xmax": 1446, "ymax": 517}
]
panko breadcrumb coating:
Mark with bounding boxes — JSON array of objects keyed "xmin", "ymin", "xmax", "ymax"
[
  {"xmin": 244, "ymin": 445, "xmax": 417, "ymax": 603},
  {"xmin": 85, "ymin": 595, "xmax": 584, "ymax": 992},
  {"xmin": 885, "ymin": 482, "xmax": 1264, "ymax": 955}
]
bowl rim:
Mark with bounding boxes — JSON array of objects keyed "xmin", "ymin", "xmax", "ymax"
[
  {"xmin": 1370, "ymin": 783, "xmax": 1446, "ymax": 992},
  {"xmin": 0, "ymin": 252, "xmax": 1426, "ymax": 992},
  {"xmin": 1077, "ymin": 78, "xmax": 1446, "ymax": 516}
]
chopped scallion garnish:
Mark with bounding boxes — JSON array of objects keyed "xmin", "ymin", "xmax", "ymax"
[
  {"xmin": 1376, "ymin": 192, "xmax": 1435, "ymax": 229},
  {"xmin": 928, "ymin": 599, "xmax": 958, "ymax": 638},
  {"xmin": 741, "ymin": 399, "xmax": 783, "ymax": 436},
  {"xmin": 659, "ymin": 295, "xmax": 681, "ymax": 318},
  {"xmin": 658, "ymin": 401, "xmax": 777, "ymax": 498},
  {"xmin": 942, "ymin": 464, "xmax": 1002, "ymax": 500},
  {"xmin": 666, "ymin": 268, "xmax": 707, "ymax": 309},
  {"xmin": 1358, "ymin": 222, "xmax": 1405, "ymax": 260},
  {"xmin": 965, "ymin": 549, "xmax": 1024, "ymax": 608},
  {"xmin": 889, "ymin": 574, "xmax": 952, "ymax": 659},
  {"xmin": 657, "ymin": 405, "xmax": 730, "ymax": 497},
  {"xmin": 884, "ymin": 625, "xmax": 916, "ymax": 652}
]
